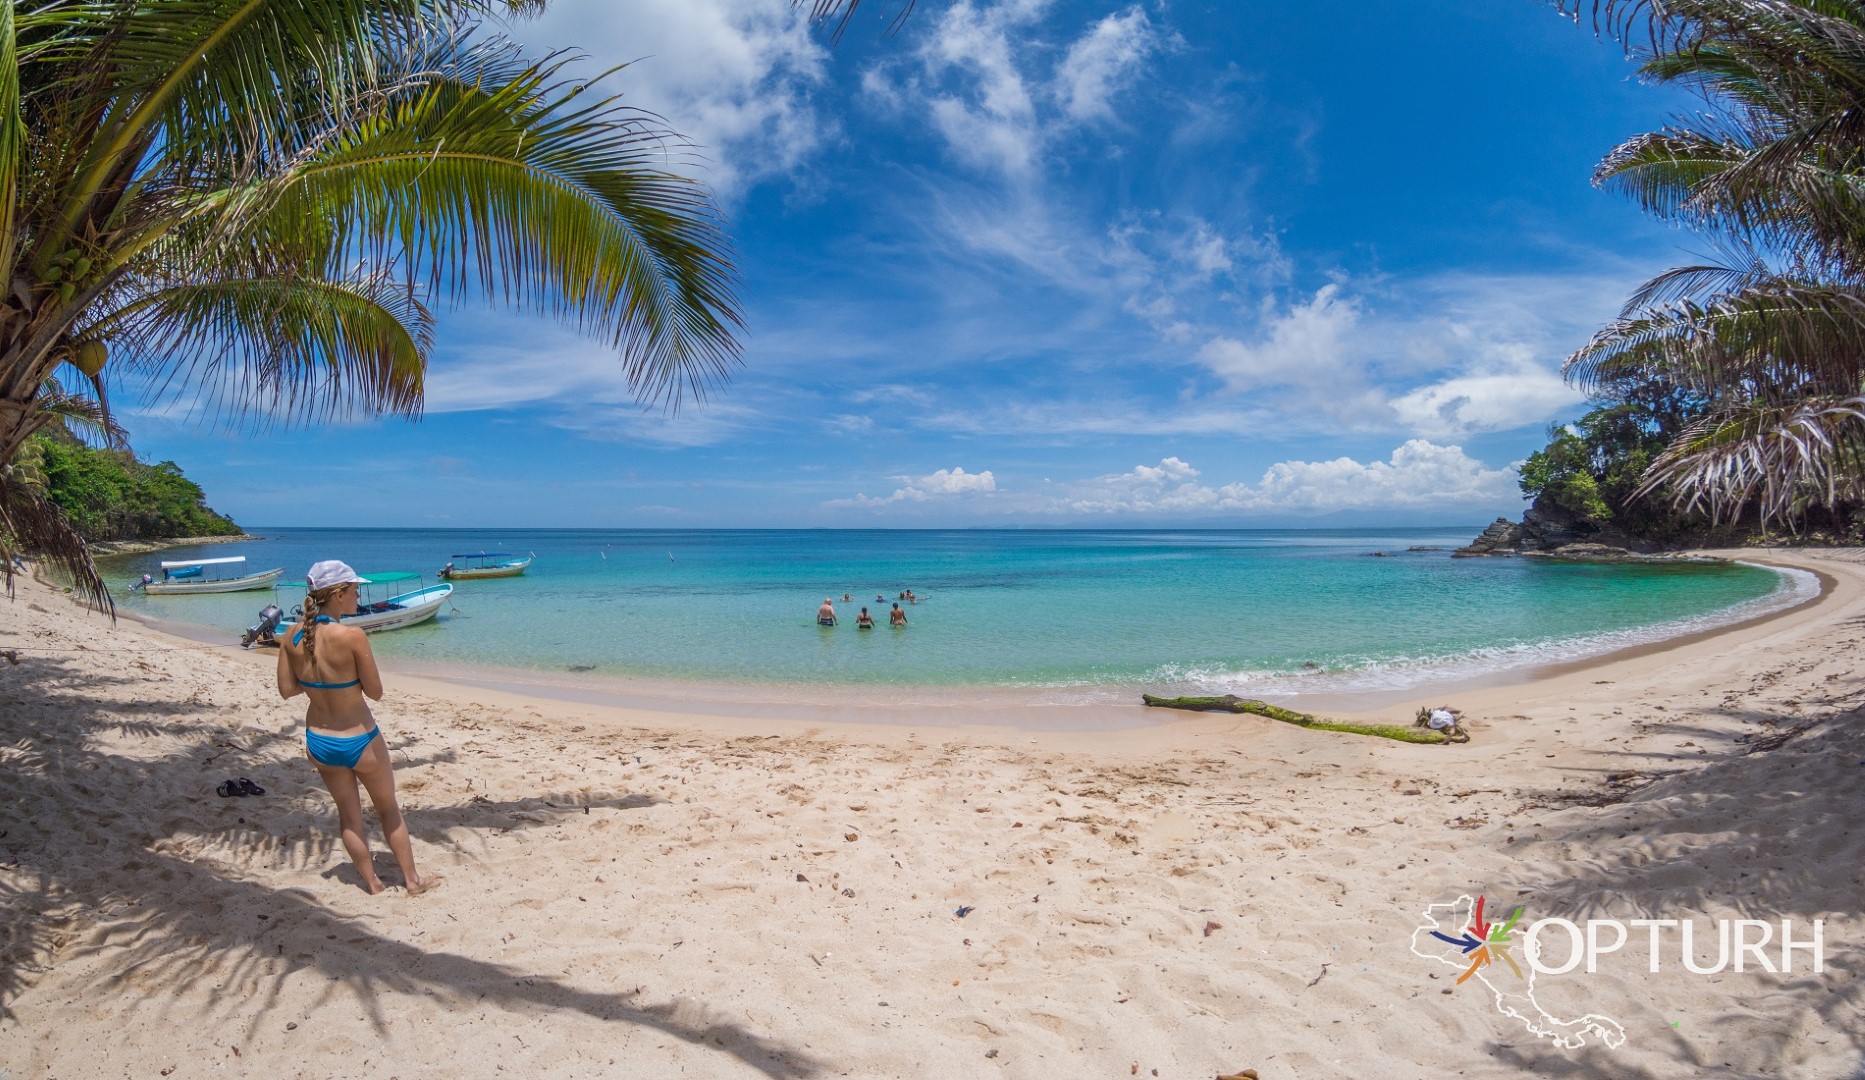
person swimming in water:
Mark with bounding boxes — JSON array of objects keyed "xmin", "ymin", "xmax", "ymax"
[
  {"xmin": 856, "ymin": 607, "xmax": 875, "ymax": 629},
  {"xmin": 817, "ymin": 598, "xmax": 838, "ymax": 626},
  {"xmin": 277, "ymin": 560, "xmax": 438, "ymax": 896}
]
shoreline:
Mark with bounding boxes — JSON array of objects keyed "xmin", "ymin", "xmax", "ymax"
[
  {"xmin": 88, "ymin": 532, "xmax": 262, "ymax": 556},
  {"xmin": 108, "ymin": 550, "xmax": 1832, "ymax": 732},
  {"xmin": 1, "ymin": 549, "xmax": 1860, "ymax": 1077}
]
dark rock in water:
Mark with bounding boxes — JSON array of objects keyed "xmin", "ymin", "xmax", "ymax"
[
  {"xmin": 1302, "ymin": 661, "xmax": 1320, "ymax": 670},
  {"xmin": 1368, "ymin": 551, "xmax": 1390, "ymax": 557},
  {"xmin": 567, "ymin": 664, "xmax": 597, "ymax": 672},
  {"xmin": 1407, "ymin": 545, "xmax": 1445, "ymax": 552},
  {"xmin": 1453, "ymin": 517, "xmax": 1523, "ymax": 557}
]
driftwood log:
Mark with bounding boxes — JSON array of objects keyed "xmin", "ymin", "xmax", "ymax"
[{"xmin": 1140, "ymin": 694, "xmax": 1459, "ymax": 745}]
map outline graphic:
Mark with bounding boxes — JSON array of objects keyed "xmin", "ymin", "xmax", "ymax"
[{"xmin": 1411, "ymin": 893, "xmax": 1628, "ymax": 1050}]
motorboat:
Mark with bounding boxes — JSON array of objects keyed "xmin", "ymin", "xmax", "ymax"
[
  {"xmin": 136, "ymin": 556, "xmax": 283, "ymax": 595},
  {"xmin": 438, "ymin": 551, "xmax": 532, "ymax": 580},
  {"xmin": 273, "ymin": 571, "xmax": 452, "ymax": 634}
]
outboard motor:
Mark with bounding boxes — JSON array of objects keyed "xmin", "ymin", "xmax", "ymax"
[
  {"xmin": 131, "ymin": 572, "xmax": 152, "ymax": 592},
  {"xmin": 240, "ymin": 603, "xmax": 284, "ymax": 649}
]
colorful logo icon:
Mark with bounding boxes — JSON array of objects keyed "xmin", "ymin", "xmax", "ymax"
[{"xmin": 1429, "ymin": 894, "xmax": 1525, "ymax": 984}]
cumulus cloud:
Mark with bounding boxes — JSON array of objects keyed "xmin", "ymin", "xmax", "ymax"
[
  {"xmin": 1196, "ymin": 284, "xmax": 1360, "ymax": 390},
  {"xmin": 513, "ymin": 0, "xmax": 830, "ymax": 193},
  {"xmin": 1388, "ymin": 347, "xmax": 1582, "ymax": 436},
  {"xmin": 1053, "ymin": 444, "xmax": 1518, "ymax": 515},
  {"xmin": 836, "ymin": 466, "xmax": 999, "ymax": 506},
  {"xmin": 1225, "ymin": 441, "xmax": 1520, "ymax": 513}
]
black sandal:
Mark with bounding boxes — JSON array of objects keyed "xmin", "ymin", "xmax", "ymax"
[
  {"xmin": 216, "ymin": 780, "xmax": 242, "ymax": 798},
  {"xmin": 236, "ymin": 778, "xmax": 265, "ymax": 796}
]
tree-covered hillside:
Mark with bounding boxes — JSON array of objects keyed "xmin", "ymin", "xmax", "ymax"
[{"xmin": 15, "ymin": 433, "xmax": 240, "ymax": 543}]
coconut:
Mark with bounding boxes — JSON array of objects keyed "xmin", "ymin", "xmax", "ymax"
[{"xmin": 72, "ymin": 339, "xmax": 107, "ymax": 377}]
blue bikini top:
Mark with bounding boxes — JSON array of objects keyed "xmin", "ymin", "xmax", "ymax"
[{"xmin": 293, "ymin": 616, "xmax": 361, "ymax": 690}]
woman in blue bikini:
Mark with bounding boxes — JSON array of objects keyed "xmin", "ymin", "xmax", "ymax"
[{"xmin": 278, "ymin": 560, "xmax": 438, "ymax": 896}]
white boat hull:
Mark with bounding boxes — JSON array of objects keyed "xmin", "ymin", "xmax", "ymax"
[
  {"xmin": 144, "ymin": 567, "xmax": 284, "ymax": 595},
  {"xmin": 339, "ymin": 583, "xmax": 452, "ymax": 633},
  {"xmin": 441, "ymin": 556, "xmax": 531, "ymax": 580}
]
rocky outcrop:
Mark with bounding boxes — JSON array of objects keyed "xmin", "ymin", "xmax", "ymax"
[
  {"xmin": 1455, "ymin": 496, "xmax": 1662, "ymax": 557},
  {"xmin": 1452, "ymin": 517, "xmax": 1523, "ymax": 557}
]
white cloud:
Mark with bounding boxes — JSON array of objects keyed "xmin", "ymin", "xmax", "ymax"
[
  {"xmin": 1056, "ymin": 6, "xmax": 1163, "ymax": 123},
  {"xmin": 1178, "ymin": 222, "xmax": 1236, "ymax": 279},
  {"xmin": 1389, "ymin": 347, "xmax": 1583, "ymax": 436},
  {"xmin": 917, "ymin": 466, "xmax": 998, "ymax": 495},
  {"xmin": 1055, "ymin": 445, "xmax": 1518, "ymax": 515},
  {"xmin": 869, "ymin": 0, "xmax": 1169, "ymax": 181},
  {"xmin": 822, "ymin": 447, "xmax": 1517, "ymax": 519},
  {"xmin": 1223, "ymin": 441, "xmax": 1520, "ymax": 513},
  {"xmin": 513, "ymin": 0, "xmax": 830, "ymax": 193},
  {"xmin": 915, "ymin": 0, "xmax": 1049, "ymax": 178},
  {"xmin": 1196, "ymin": 284, "xmax": 1359, "ymax": 389},
  {"xmin": 834, "ymin": 465, "xmax": 998, "ymax": 506}
]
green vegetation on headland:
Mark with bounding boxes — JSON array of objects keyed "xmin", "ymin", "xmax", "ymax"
[
  {"xmin": 1464, "ymin": 376, "xmax": 1863, "ymax": 555},
  {"xmin": 15, "ymin": 432, "xmax": 240, "ymax": 544}
]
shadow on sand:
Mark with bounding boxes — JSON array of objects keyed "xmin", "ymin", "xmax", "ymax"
[{"xmin": 0, "ymin": 654, "xmax": 821, "ymax": 1077}]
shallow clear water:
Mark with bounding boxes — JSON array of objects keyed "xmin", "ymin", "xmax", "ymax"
[{"xmin": 100, "ymin": 527, "xmax": 1804, "ymax": 694}]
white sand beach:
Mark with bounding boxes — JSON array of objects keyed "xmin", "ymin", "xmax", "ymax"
[{"xmin": 1, "ymin": 550, "xmax": 1860, "ymax": 1079}]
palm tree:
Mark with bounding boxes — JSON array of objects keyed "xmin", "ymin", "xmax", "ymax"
[
  {"xmin": 0, "ymin": 0, "xmax": 743, "ymax": 611},
  {"xmin": 1557, "ymin": 0, "xmax": 1865, "ymax": 526}
]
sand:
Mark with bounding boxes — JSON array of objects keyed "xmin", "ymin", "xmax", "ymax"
[{"xmin": 0, "ymin": 549, "xmax": 1860, "ymax": 1079}]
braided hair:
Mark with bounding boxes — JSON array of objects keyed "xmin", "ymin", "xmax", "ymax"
[{"xmin": 296, "ymin": 583, "xmax": 349, "ymax": 663}]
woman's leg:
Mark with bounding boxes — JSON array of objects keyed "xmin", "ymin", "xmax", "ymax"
[
  {"xmin": 352, "ymin": 736, "xmax": 439, "ymax": 894},
  {"xmin": 310, "ymin": 755, "xmax": 382, "ymax": 894}
]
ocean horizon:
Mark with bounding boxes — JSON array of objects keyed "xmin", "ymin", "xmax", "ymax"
[{"xmin": 100, "ymin": 527, "xmax": 1815, "ymax": 702}]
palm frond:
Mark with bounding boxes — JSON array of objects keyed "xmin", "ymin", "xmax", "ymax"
[
  {"xmin": 96, "ymin": 269, "xmax": 432, "ymax": 430},
  {"xmin": 0, "ymin": 1, "xmax": 20, "ymax": 278},
  {"xmin": 1566, "ymin": 279, "xmax": 1865, "ymax": 398},
  {"xmin": 797, "ymin": 1, "xmax": 916, "ymax": 41},
  {"xmin": 35, "ymin": 372, "xmax": 127, "ymax": 450},
  {"xmin": 0, "ymin": 464, "xmax": 111, "ymax": 615},
  {"xmin": 1620, "ymin": 252, "xmax": 1769, "ymax": 312},
  {"xmin": 1639, "ymin": 395, "xmax": 1865, "ymax": 521},
  {"xmin": 49, "ymin": 0, "xmax": 545, "ymax": 243},
  {"xmin": 244, "ymin": 42, "xmax": 741, "ymax": 410}
]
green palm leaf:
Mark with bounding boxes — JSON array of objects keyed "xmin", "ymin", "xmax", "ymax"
[
  {"xmin": 97, "ymin": 271, "xmax": 432, "ymax": 427},
  {"xmin": 2, "ymin": 2, "xmax": 754, "ymax": 611}
]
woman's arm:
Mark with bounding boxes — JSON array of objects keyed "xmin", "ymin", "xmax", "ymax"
[
  {"xmin": 276, "ymin": 638, "xmax": 303, "ymax": 700},
  {"xmin": 348, "ymin": 628, "xmax": 386, "ymax": 701}
]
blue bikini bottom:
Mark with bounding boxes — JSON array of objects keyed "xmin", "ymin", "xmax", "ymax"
[{"xmin": 305, "ymin": 726, "xmax": 382, "ymax": 768}]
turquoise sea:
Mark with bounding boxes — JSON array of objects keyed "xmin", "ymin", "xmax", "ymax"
[{"xmin": 100, "ymin": 528, "xmax": 1811, "ymax": 699}]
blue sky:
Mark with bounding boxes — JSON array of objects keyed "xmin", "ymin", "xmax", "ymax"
[{"xmin": 126, "ymin": 0, "xmax": 1696, "ymax": 528}]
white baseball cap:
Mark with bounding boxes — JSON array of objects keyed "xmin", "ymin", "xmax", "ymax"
[{"xmin": 307, "ymin": 560, "xmax": 368, "ymax": 591}]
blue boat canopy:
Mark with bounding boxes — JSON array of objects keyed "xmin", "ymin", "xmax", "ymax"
[
  {"xmin": 449, "ymin": 552, "xmax": 512, "ymax": 559},
  {"xmin": 358, "ymin": 571, "xmax": 422, "ymax": 585}
]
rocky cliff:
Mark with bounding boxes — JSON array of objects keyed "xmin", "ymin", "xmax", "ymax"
[{"xmin": 1454, "ymin": 495, "xmax": 1661, "ymax": 557}]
